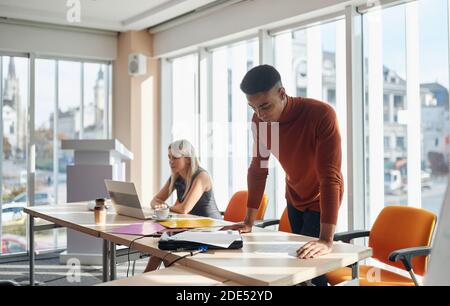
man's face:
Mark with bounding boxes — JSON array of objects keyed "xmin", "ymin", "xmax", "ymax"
[{"xmin": 247, "ymin": 85, "xmax": 286, "ymax": 122}]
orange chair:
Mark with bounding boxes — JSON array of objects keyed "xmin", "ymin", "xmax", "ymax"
[
  {"xmin": 278, "ymin": 208, "xmax": 292, "ymax": 233},
  {"xmin": 257, "ymin": 207, "xmax": 292, "ymax": 233},
  {"xmin": 327, "ymin": 206, "xmax": 436, "ymax": 286},
  {"xmin": 223, "ymin": 191, "xmax": 268, "ymax": 222}
]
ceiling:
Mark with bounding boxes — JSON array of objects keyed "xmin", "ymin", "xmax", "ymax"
[{"xmin": 0, "ymin": 0, "xmax": 221, "ymax": 32}]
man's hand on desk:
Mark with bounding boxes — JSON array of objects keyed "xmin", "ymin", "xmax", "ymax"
[
  {"xmin": 296, "ymin": 239, "xmax": 333, "ymax": 259},
  {"xmin": 221, "ymin": 222, "xmax": 253, "ymax": 233}
]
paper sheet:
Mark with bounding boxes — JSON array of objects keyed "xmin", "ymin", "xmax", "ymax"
[{"xmin": 109, "ymin": 222, "xmax": 165, "ymax": 236}]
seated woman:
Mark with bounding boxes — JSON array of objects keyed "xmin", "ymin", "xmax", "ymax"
[{"xmin": 144, "ymin": 139, "xmax": 221, "ymax": 272}]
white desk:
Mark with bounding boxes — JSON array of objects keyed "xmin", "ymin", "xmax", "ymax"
[
  {"xmin": 24, "ymin": 203, "xmax": 153, "ymax": 284},
  {"xmin": 25, "ymin": 203, "xmax": 372, "ymax": 286},
  {"xmin": 100, "ymin": 227, "xmax": 372, "ymax": 286}
]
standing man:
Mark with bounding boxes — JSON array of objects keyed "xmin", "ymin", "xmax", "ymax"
[{"xmin": 231, "ymin": 65, "xmax": 344, "ymax": 286}]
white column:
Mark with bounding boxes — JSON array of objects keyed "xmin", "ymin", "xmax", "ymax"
[
  {"xmin": 231, "ymin": 43, "xmax": 248, "ymax": 192},
  {"xmin": 336, "ymin": 19, "xmax": 348, "ymax": 232},
  {"xmin": 406, "ymin": 1, "xmax": 422, "ymax": 208},
  {"xmin": 345, "ymin": 6, "xmax": 366, "ymax": 231},
  {"xmin": 307, "ymin": 25, "xmax": 323, "ymax": 100},
  {"xmin": 80, "ymin": 64, "xmax": 84, "ymax": 139},
  {"xmin": 212, "ymin": 48, "xmax": 229, "ymax": 211},
  {"xmin": 368, "ymin": 9, "xmax": 385, "ymax": 226},
  {"xmin": 54, "ymin": 61, "xmax": 59, "ymax": 205},
  {"xmin": 259, "ymin": 29, "xmax": 272, "ymax": 65}
]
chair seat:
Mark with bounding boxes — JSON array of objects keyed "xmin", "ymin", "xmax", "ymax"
[{"xmin": 326, "ymin": 265, "xmax": 415, "ymax": 286}]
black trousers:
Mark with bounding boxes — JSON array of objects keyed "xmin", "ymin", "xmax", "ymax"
[{"xmin": 287, "ymin": 204, "xmax": 328, "ymax": 286}]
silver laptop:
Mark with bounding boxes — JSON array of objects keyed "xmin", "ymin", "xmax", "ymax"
[{"xmin": 104, "ymin": 180, "xmax": 153, "ymax": 219}]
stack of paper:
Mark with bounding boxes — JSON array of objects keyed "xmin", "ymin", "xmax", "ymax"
[{"xmin": 169, "ymin": 230, "xmax": 241, "ymax": 248}]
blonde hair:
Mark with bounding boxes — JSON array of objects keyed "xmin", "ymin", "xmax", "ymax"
[{"xmin": 168, "ymin": 139, "xmax": 200, "ymax": 200}]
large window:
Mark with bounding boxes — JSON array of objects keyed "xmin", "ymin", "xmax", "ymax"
[
  {"xmin": 1, "ymin": 56, "xmax": 112, "ymax": 256},
  {"xmin": 273, "ymin": 18, "xmax": 348, "ymax": 231},
  {"xmin": 363, "ymin": 0, "xmax": 449, "ymax": 226},
  {"xmin": 1, "ymin": 56, "xmax": 28, "ymax": 255},
  {"xmin": 162, "ymin": 0, "xmax": 450, "ymax": 238},
  {"xmin": 167, "ymin": 41, "xmax": 259, "ymax": 211}
]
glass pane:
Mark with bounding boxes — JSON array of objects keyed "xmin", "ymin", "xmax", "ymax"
[
  {"xmin": 58, "ymin": 61, "xmax": 81, "ymax": 204},
  {"xmin": 35, "ymin": 59, "xmax": 66, "ymax": 251},
  {"xmin": 1, "ymin": 56, "xmax": 29, "ymax": 255},
  {"xmin": 274, "ymin": 19, "xmax": 348, "ymax": 231},
  {"xmin": 210, "ymin": 39, "xmax": 259, "ymax": 211},
  {"xmin": 363, "ymin": 0, "xmax": 449, "ymax": 226},
  {"xmin": 419, "ymin": 0, "xmax": 449, "ymax": 217},
  {"xmin": 172, "ymin": 54, "xmax": 198, "ymax": 148},
  {"xmin": 83, "ymin": 63, "xmax": 107, "ymax": 139}
]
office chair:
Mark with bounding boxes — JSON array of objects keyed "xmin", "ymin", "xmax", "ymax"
[
  {"xmin": 257, "ymin": 207, "xmax": 292, "ymax": 233},
  {"xmin": 222, "ymin": 191, "xmax": 268, "ymax": 222},
  {"xmin": 327, "ymin": 206, "xmax": 436, "ymax": 286}
]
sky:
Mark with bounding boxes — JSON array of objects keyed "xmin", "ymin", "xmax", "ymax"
[
  {"xmin": 321, "ymin": 0, "xmax": 449, "ymax": 86},
  {"xmin": 363, "ymin": 0, "xmax": 449, "ymax": 86}
]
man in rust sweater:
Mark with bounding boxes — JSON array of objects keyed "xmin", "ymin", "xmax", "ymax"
[{"xmin": 232, "ymin": 65, "xmax": 344, "ymax": 286}]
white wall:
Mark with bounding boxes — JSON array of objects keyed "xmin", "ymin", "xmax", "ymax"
[
  {"xmin": 0, "ymin": 21, "xmax": 117, "ymax": 60},
  {"xmin": 152, "ymin": 0, "xmax": 359, "ymax": 58}
]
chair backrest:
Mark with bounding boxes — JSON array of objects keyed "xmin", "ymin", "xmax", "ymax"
[
  {"xmin": 278, "ymin": 207, "xmax": 292, "ymax": 233},
  {"xmin": 369, "ymin": 206, "xmax": 437, "ymax": 275},
  {"xmin": 224, "ymin": 191, "xmax": 268, "ymax": 222}
]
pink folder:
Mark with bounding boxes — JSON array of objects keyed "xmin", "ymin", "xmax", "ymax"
[{"xmin": 109, "ymin": 222, "xmax": 166, "ymax": 236}]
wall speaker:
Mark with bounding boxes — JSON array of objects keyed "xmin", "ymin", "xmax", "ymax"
[{"xmin": 128, "ymin": 53, "xmax": 147, "ymax": 76}]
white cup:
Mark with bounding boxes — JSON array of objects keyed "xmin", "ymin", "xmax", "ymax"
[{"xmin": 154, "ymin": 207, "xmax": 170, "ymax": 220}]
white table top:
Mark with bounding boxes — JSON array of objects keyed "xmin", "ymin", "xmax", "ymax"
[{"xmin": 25, "ymin": 203, "xmax": 372, "ymax": 285}]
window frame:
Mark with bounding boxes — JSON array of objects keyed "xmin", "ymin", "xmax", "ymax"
[{"xmin": 0, "ymin": 52, "xmax": 113, "ymax": 257}]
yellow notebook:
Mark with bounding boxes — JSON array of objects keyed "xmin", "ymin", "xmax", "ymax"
[{"xmin": 159, "ymin": 218, "xmax": 220, "ymax": 229}]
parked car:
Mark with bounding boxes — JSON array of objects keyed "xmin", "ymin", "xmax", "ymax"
[
  {"xmin": 7, "ymin": 192, "xmax": 54, "ymax": 206},
  {"xmin": 1, "ymin": 203, "xmax": 27, "ymax": 223},
  {"xmin": 421, "ymin": 170, "xmax": 433, "ymax": 190},
  {"xmin": 384, "ymin": 170, "xmax": 403, "ymax": 194},
  {"xmin": 384, "ymin": 169, "xmax": 433, "ymax": 194},
  {"xmin": 1, "ymin": 234, "xmax": 28, "ymax": 253},
  {"xmin": 1, "ymin": 234, "xmax": 51, "ymax": 253}
]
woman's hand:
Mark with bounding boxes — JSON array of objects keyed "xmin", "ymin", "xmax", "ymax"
[{"xmin": 151, "ymin": 198, "xmax": 168, "ymax": 209}]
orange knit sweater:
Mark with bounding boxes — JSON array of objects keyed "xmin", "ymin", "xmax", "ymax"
[{"xmin": 247, "ymin": 96, "xmax": 344, "ymax": 225}]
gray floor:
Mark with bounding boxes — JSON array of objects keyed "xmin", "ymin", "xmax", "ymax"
[{"xmin": 0, "ymin": 256, "xmax": 150, "ymax": 286}]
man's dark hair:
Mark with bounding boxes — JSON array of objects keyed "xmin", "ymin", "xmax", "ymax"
[{"xmin": 240, "ymin": 64, "xmax": 282, "ymax": 95}]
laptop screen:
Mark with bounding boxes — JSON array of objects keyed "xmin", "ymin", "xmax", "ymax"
[{"xmin": 109, "ymin": 191, "xmax": 141, "ymax": 209}]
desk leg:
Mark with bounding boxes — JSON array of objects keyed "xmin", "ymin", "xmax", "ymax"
[
  {"xmin": 102, "ymin": 239, "xmax": 109, "ymax": 282},
  {"xmin": 29, "ymin": 215, "xmax": 35, "ymax": 286},
  {"xmin": 351, "ymin": 262, "xmax": 359, "ymax": 286},
  {"xmin": 110, "ymin": 242, "xmax": 116, "ymax": 281}
]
